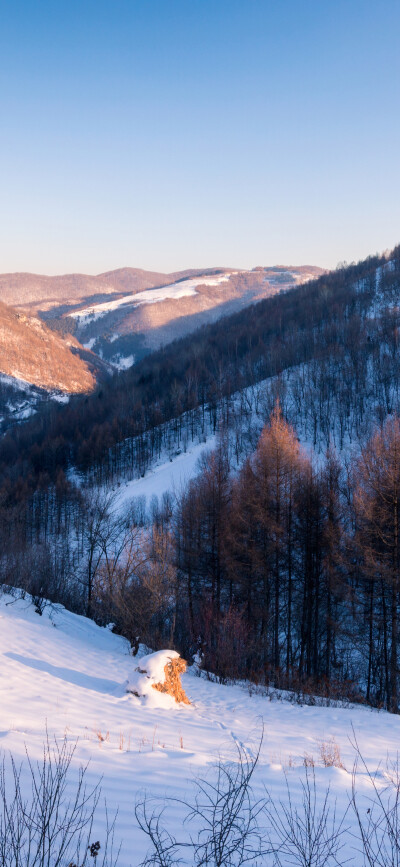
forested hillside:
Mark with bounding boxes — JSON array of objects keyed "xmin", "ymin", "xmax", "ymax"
[
  {"xmin": 2, "ymin": 246, "xmax": 400, "ymax": 711},
  {"xmin": 0, "ymin": 247, "xmax": 397, "ymax": 483}
]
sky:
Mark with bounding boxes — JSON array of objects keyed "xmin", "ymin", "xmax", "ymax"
[{"xmin": 0, "ymin": 0, "xmax": 399, "ymax": 275}]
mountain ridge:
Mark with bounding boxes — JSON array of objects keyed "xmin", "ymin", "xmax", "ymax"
[
  {"xmin": 0, "ymin": 266, "xmax": 234, "ymax": 311},
  {"xmin": 0, "ymin": 263, "xmax": 324, "ymax": 429},
  {"xmin": 0, "ymin": 264, "xmax": 323, "ymax": 311}
]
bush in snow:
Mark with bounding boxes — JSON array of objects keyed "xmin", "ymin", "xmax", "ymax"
[
  {"xmin": 126, "ymin": 650, "xmax": 190, "ymax": 705},
  {"xmin": 0, "ymin": 733, "xmax": 118, "ymax": 867}
]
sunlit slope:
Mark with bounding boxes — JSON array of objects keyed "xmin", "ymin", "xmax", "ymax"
[{"xmin": 0, "ymin": 301, "xmax": 95, "ymax": 393}]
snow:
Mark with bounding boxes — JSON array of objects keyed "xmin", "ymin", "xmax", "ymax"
[
  {"xmin": 114, "ymin": 435, "xmax": 217, "ymax": 512},
  {"xmin": 0, "ymin": 589, "xmax": 400, "ymax": 865},
  {"xmin": 134, "ymin": 649, "xmax": 179, "ymax": 683},
  {"xmin": 70, "ymin": 274, "xmax": 235, "ymax": 325},
  {"xmin": 5, "ymin": 401, "xmax": 36, "ymax": 420},
  {"xmin": 83, "ymin": 337, "xmax": 97, "ymax": 350},
  {"xmin": 112, "ymin": 354, "xmax": 135, "ymax": 371},
  {"xmin": 50, "ymin": 391, "xmax": 70, "ymax": 404},
  {"xmin": 0, "ymin": 373, "xmax": 71, "ymax": 429},
  {"xmin": 0, "ymin": 372, "xmax": 39, "ymax": 393}
]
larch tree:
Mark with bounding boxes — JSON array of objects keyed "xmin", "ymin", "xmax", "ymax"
[
  {"xmin": 251, "ymin": 401, "xmax": 306, "ymax": 681},
  {"xmin": 354, "ymin": 415, "xmax": 400, "ymax": 712}
]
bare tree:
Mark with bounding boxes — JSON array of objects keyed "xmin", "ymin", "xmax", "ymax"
[
  {"xmin": 78, "ymin": 489, "xmax": 125, "ymax": 617},
  {"xmin": 135, "ymin": 735, "xmax": 268, "ymax": 867},
  {"xmin": 264, "ymin": 765, "xmax": 348, "ymax": 867},
  {"xmin": 350, "ymin": 733, "xmax": 400, "ymax": 867},
  {"xmin": 353, "ymin": 415, "xmax": 400, "ymax": 711}
]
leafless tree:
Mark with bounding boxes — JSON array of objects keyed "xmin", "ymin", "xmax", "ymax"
[
  {"xmin": 78, "ymin": 488, "xmax": 121, "ymax": 617},
  {"xmin": 350, "ymin": 732, "xmax": 400, "ymax": 867},
  {"xmin": 135, "ymin": 734, "xmax": 269, "ymax": 867},
  {"xmin": 353, "ymin": 415, "xmax": 400, "ymax": 711},
  {"xmin": 264, "ymin": 765, "xmax": 348, "ymax": 867}
]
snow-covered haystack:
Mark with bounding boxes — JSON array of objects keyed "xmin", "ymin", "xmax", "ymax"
[{"xmin": 127, "ymin": 650, "xmax": 190, "ymax": 705}]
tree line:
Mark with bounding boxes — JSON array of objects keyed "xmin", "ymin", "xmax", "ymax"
[{"xmin": 167, "ymin": 405, "xmax": 400, "ymax": 713}]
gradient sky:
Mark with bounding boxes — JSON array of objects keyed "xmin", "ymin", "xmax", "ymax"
[{"xmin": 0, "ymin": 0, "xmax": 399, "ymax": 275}]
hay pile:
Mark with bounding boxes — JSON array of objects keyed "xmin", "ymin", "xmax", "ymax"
[
  {"xmin": 152, "ymin": 656, "xmax": 190, "ymax": 704},
  {"xmin": 126, "ymin": 649, "xmax": 190, "ymax": 705}
]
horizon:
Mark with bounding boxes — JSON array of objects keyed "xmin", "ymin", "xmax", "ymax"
[
  {"xmin": 0, "ymin": 261, "xmax": 327, "ymax": 278},
  {"xmin": 1, "ymin": 0, "xmax": 399, "ymax": 274}
]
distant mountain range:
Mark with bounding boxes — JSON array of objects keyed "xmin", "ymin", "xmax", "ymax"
[
  {"xmin": 0, "ymin": 267, "xmax": 216, "ymax": 311},
  {"xmin": 0, "ymin": 264, "xmax": 324, "ymax": 392}
]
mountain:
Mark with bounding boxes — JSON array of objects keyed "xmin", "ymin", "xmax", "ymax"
[
  {"xmin": 0, "ymin": 247, "xmax": 393, "ymax": 493},
  {"xmin": 0, "ymin": 267, "xmax": 173, "ymax": 310},
  {"xmin": 0, "ymin": 264, "xmax": 324, "ymax": 370},
  {"xmin": 0, "ymin": 265, "xmax": 322, "ymax": 312},
  {"xmin": 0, "ymin": 263, "xmax": 323, "ymax": 431},
  {"xmin": 0, "ymin": 301, "xmax": 97, "ymax": 406}
]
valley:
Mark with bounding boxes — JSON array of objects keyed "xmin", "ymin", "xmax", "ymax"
[
  {"xmin": 0, "ymin": 264, "xmax": 323, "ymax": 376},
  {"xmin": 1, "ymin": 3, "xmax": 397, "ymax": 864},
  {"xmin": 0, "ymin": 263, "xmax": 322, "ymax": 430}
]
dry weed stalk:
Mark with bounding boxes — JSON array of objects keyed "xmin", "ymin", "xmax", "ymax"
[
  {"xmin": 318, "ymin": 737, "xmax": 344, "ymax": 769},
  {"xmin": 303, "ymin": 752, "xmax": 315, "ymax": 768},
  {"xmin": 136, "ymin": 731, "xmax": 267, "ymax": 867}
]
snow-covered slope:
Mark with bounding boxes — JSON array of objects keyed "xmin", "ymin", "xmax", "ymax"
[
  {"xmin": 0, "ymin": 373, "xmax": 73, "ymax": 433},
  {"xmin": 49, "ymin": 265, "xmax": 323, "ymax": 369},
  {"xmin": 114, "ymin": 435, "xmax": 217, "ymax": 514},
  {"xmin": 0, "ymin": 591, "xmax": 399, "ymax": 865},
  {"xmin": 70, "ymin": 274, "xmax": 236, "ymax": 325}
]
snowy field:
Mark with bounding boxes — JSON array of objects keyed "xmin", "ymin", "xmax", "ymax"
[
  {"xmin": 114, "ymin": 435, "xmax": 217, "ymax": 514},
  {"xmin": 71, "ymin": 273, "xmax": 236, "ymax": 325},
  {"xmin": 0, "ymin": 591, "xmax": 399, "ymax": 865}
]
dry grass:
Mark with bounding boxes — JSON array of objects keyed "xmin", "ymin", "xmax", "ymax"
[
  {"xmin": 318, "ymin": 737, "xmax": 344, "ymax": 769},
  {"xmin": 152, "ymin": 657, "xmax": 191, "ymax": 705}
]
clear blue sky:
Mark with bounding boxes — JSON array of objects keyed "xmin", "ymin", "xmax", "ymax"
[{"xmin": 0, "ymin": 0, "xmax": 399, "ymax": 274}]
